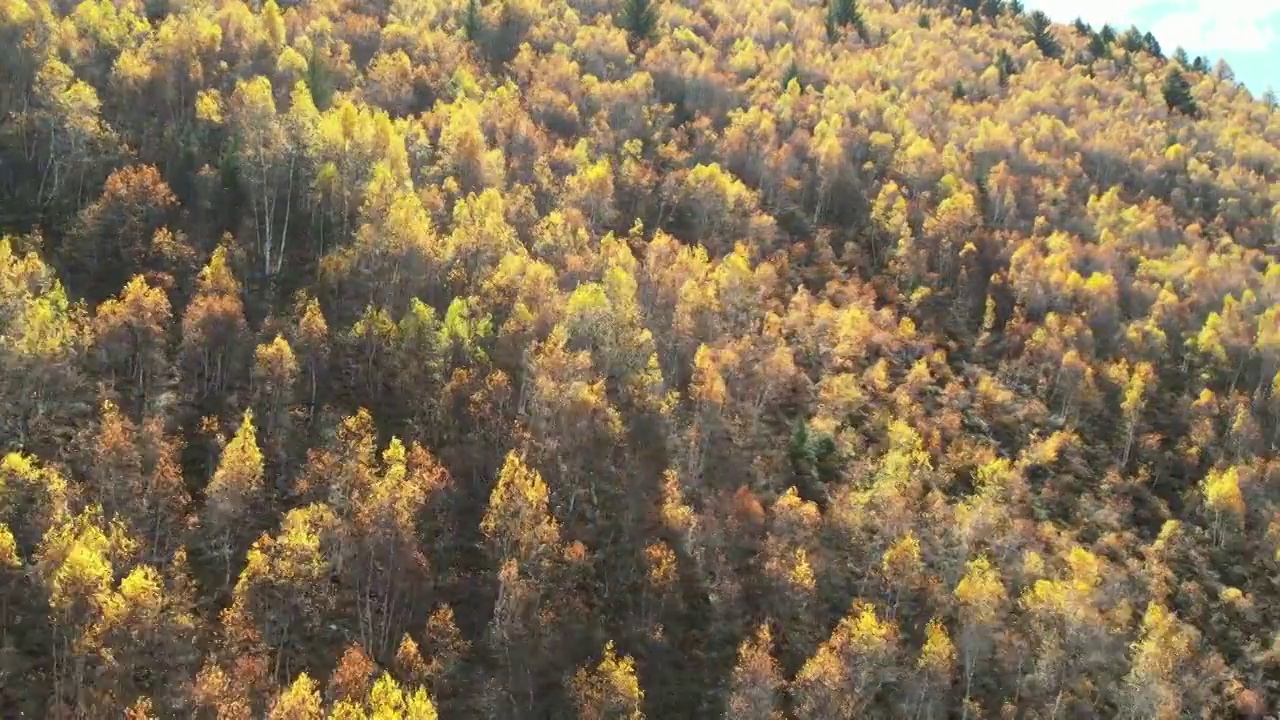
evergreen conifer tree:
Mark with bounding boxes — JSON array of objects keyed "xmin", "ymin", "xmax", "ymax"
[
  {"xmin": 463, "ymin": 0, "xmax": 482, "ymax": 41},
  {"xmin": 1088, "ymin": 31, "xmax": 1110, "ymax": 59},
  {"xmin": 618, "ymin": 0, "xmax": 658, "ymax": 48},
  {"xmin": 826, "ymin": 0, "xmax": 867, "ymax": 43},
  {"xmin": 1026, "ymin": 11, "xmax": 1060, "ymax": 59},
  {"xmin": 996, "ymin": 49, "xmax": 1016, "ymax": 86},
  {"xmin": 782, "ymin": 60, "xmax": 802, "ymax": 90},
  {"xmin": 1142, "ymin": 31, "xmax": 1162, "ymax": 58},
  {"xmin": 1118, "ymin": 26, "xmax": 1145, "ymax": 53},
  {"xmin": 1162, "ymin": 69, "xmax": 1198, "ymax": 117}
]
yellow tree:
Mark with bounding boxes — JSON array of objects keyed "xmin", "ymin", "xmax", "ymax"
[
  {"xmin": 1201, "ymin": 465, "xmax": 1245, "ymax": 546},
  {"xmin": 292, "ymin": 294, "xmax": 330, "ymax": 412},
  {"xmin": 410, "ymin": 604, "xmax": 469, "ymax": 703},
  {"xmin": 350, "ymin": 438, "xmax": 442, "ymax": 656},
  {"xmin": 873, "ymin": 180, "xmax": 913, "ymax": 274},
  {"xmin": 0, "ymin": 237, "xmax": 92, "ymax": 456},
  {"xmin": 1122, "ymin": 602, "xmax": 1197, "ymax": 719},
  {"xmin": 760, "ymin": 487, "xmax": 822, "ymax": 669},
  {"xmin": 913, "ymin": 618, "xmax": 956, "ymax": 720},
  {"xmin": 879, "ymin": 531, "xmax": 924, "ymax": 620},
  {"xmin": 251, "ymin": 334, "xmax": 299, "ymax": 468},
  {"xmin": 331, "ymin": 672, "xmax": 439, "ymax": 720},
  {"xmin": 792, "ymin": 602, "xmax": 900, "ymax": 719},
  {"xmin": 724, "ymin": 624, "xmax": 784, "ymax": 720},
  {"xmin": 480, "ymin": 451, "xmax": 561, "ymax": 567},
  {"xmin": 291, "ymin": 408, "xmax": 448, "ymax": 654},
  {"xmin": 391, "ymin": 298, "xmax": 446, "ymax": 428},
  {"xmin": 294, "ymin": 408, "xmax": 377, "ymax": 555},
  {"xmin": 203, "ymin": 410, "xmax": 266, "ymax": 591},
  {"xmin": 28, "ymin": 55, "xmax": 118, "ymax": 215},
  {"xmin": 569, "ymin": 641, "xmax": 645, "ymax": 720},
  {"xmin": 953, "ymin": 554, "xmax": 1005, "ymax": 711},
  {"xmin": 1107, "ymin": 360, "xmax": 1155, "ymax": 466},
  {"xmin": 666, "ymin": 163, "xmax": 765, "ymax": 256},
  {"xmin": 69, "ymin": 165, "xmax": 179, "ymax": 300},
  {"xmin": 0, "ymin": 523, "xmax": 22, "ymax": 637},
  {"xmin": 91, "ymin": 275, "xmax": 173, "ymax": 415},
  {"xmin": 229, "ymin": 76, "xmax": 294, "ymax": 278},
  {"xmin": 84, "ymin": 400, "xmax": 188, "ymax": 561},
  {"xmin": 180, "ymin": 246, "xmax": 250, "ymax": 408},
  {"xmin": 269, "ymin": 673, "xmax": 323, "ymax": 720},
  {"xmin": 1019, "ymin": 546, "xmax": 1123, "ymax": 714},
  {"xmin": 34, "ymin": 508, "xmax": 137, "ymax": 713},
  {"xmin": 94, "ymin": 563, "xmax": 200, "ymax": 714},
  {"xmin": 224, "ymin": 503, "xmax": 339, "ymax": 687},
  {"xmin": 0, "ymin": 452, "xmax": 70, "ymax": 556}
]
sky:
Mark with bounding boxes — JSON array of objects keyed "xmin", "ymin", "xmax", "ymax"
[{"xmin": 1025, "ymin": 0, "xmax": 1279, "ymax": 94}]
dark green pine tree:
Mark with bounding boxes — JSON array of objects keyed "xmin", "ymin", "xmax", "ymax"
[
  {"xmin": 1192, "ymin": 55, "xmax": 1209, "ymax": 73},
  {"xmin": 1071, "ymin": 17, "xmax": 1090, "ymax": 35},
  {"xmin": 782, "ymin": 60, "xmax": 802, "ymax": 90},
  {"xmin": 1120, "ymin": 26, "xmax": 1145, "ymax": 53},
  {"xmin": 958, "ymin": 0, "xmax": 981, "ymax": 17},
  {"xmin": 1007, "ymin": 0, "xmax": 1023, "ymax": 16},
  {"xmin": 826, "ymin": 0, "xmax": 867, "ymax": 43},
  {"xmin": 1162, "ymin": 69, "xmax": 1198, "ymax": 117},
  {"xmin": 1026, "ymin": 11, "xmax": 1060, "ymax": 59},
  {"xmin": 1087, "ymin": 31, "xmax": 1110, "ymax": 59},
  {"xmin": 462, "ymin": 0, "xmax": 482, "ymax": 41},
  {"xmin": 305, "ymin": 45, "xmax": 335, "ymax": 110},
  {"xmin": 1142, "ymin": 31, "xmax": 1162, "ymax": 59},
  {"xmin": 618, "ymin": 0, "xmax": 658, "ymax": 48},
  {"xmin": 995, "ymin": 48, "xmax": 1017, "ymax": 86},
  {"xmin": 810, "ymin": 433, "xmax": 839, "ymax": 484},
  {"xmin": 788, "ymin": 419, "xmax": 814, "ymax": 480},
  {"xmin": 1098, "ymin": 23, "xmax": 1116, "ymax": 44},
  {"xmin": 1173, "ymin": 47, "xmax": 1190, "ymax": 67},
  {"xmin": 980, "ymin": 0, "xmax": 1004, "ymax": 21},
  {"xmin": 788, "ymin": 420, "xmax": 841, "ymax": 502},
  {"xmin": 143, "ymin": 0, "xmax": 166, "ymax": 22}
]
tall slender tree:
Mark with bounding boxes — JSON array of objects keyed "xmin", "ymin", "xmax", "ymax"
[
  {"xmin": 463, "ymin": 0, "xmax": 482, "ymax": 42},
  {"xmin": 826, "ymin": 0, "xmax": 867, "ymax": 43},
  {"xmin": 1026, "ymin": 11, "xmax": 1060, "ymax": 59},
  {"xmin": 1162, "ymin": 69, "xmax": 1198, "ymax": 117},
  {"xmin": 618, "ymin": 0, "xmax": 658, "ymax": 49}
]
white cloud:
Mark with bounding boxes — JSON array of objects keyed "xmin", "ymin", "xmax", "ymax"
[
  {"xmin": 1026, "ymin": 0, "xmax": 1280, "ymax": 52},
  {"xmin": 1151, "ymin": 5, "xmax": 1280, "ymax": 52},
  {"xmin": 1024, "ymin": 0, "xmax": 1168, "ymax": 28}
]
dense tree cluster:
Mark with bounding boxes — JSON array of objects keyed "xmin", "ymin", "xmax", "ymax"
[{"xmin": 0, "ymin": 0, "xmax": 1279, "ymax": 716}]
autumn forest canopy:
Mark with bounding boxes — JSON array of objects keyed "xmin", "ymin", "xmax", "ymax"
[{"xmin": 1, "ymin": 0, "xmax": 1279, "ymax": 715}]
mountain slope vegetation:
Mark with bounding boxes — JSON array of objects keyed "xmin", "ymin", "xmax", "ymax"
[{"xmin": 0, "ymin": 0, "xmax": 1279, "ymax": 716}]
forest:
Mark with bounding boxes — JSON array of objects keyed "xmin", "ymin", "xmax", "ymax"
[{"xmin": 0, "ymin": 0, "xmax": 1279, "ymax": 715}]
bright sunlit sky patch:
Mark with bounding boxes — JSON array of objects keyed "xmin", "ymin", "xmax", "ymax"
[{"xmin": 1025, "ymin": 0, "xmax": 1279, "ymax": 93}]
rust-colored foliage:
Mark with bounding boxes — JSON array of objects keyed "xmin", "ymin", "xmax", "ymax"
[{"xmin": 0, "ymin": 0, "xmax": 1278, "ymax": 716}]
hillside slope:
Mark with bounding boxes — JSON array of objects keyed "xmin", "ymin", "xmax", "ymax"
[{"xmin": 1, "ymin": 0, "xmax": 1280, "ymax": 716}]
